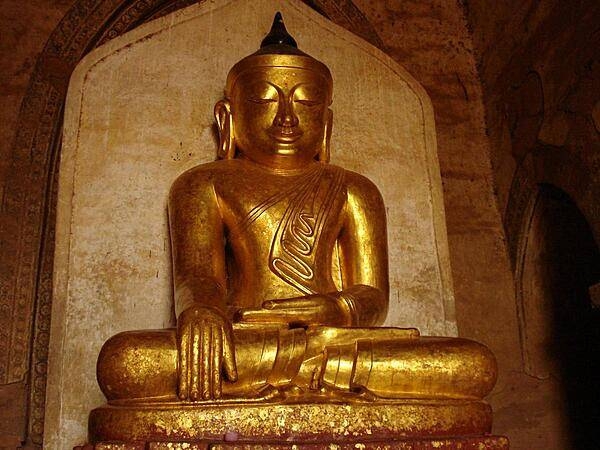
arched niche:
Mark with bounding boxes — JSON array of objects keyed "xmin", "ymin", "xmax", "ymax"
[
  {"xmin": 505, "ymin": 145, "xmax": 600, "ymax": 267},
  {"xmin": 514, "ymin": 183, "xmax": 600, "ymax": 447},
  {"xmin": 45, "ymin": 0, "xmax": 456, "ymax": 447}
]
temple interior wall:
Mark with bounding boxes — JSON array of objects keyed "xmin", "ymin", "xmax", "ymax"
[
  {"xmin": 467, "ymin": 0, "xmax": 600, "ymax": 222},
  {"xmin": 0, "ymin": 0, "xmax": 75, "ymax": 190},
  {"xmin": 1, "ymin": 0, "xmax": 598, "ymax": 449},
  {"xmin": 466, "ymin": 1, "xmax": 600, "ymax": 448}
]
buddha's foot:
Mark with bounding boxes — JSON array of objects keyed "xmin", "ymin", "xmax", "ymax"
[{"xmin": 108, "ymin": 385, "xmax": 283, "ymax": 407}]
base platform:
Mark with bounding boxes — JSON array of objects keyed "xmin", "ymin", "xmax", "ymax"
[
  {"xmin": 77, "ymin": 435, "xmax": 509, "ymax": 449},
  {"xmin": 88, "ymin": 400, "xmax": 498, "ymax": 445}
]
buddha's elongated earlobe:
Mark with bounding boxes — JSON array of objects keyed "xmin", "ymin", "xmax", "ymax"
[
  {"xmin": 214, "ymin": 99, "xmax": 235, "ymax": 159},
  {"xmin": 318, "ymin": 108, "xmax": 333, "ymax": 163}
]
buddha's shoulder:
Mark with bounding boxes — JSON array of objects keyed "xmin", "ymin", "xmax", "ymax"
[
  {"xmin": 169, "ymin": 159, "xmax": 244, "ymax": 191},
  {"xmin": 336, "ymin": 166, "xmax": 384, "ymax": 200}
]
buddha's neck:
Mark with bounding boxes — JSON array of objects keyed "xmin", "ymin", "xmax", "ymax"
[{"xmin": 237, "ymin": 154, "xmax": 320, "ymax": 176}]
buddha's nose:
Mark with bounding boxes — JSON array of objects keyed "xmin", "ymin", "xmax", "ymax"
[{"xmin": 274, "ymin": 98, "xmax": 299, "ymax": 128}]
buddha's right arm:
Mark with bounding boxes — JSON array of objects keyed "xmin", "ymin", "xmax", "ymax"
[
  {"xmin": 168, "ymin": 171, "xmax": 228, "ymax": 317},
  {"xmin": 168, "ymin": 170, "xmax": 237, "ymax": 400}
]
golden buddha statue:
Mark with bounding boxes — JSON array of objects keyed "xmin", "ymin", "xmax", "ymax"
[{"xmin": 89, "ymin": 13, "xmax": 500, "ymax": 447}]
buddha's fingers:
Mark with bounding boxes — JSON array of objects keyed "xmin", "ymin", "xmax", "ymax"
[
  {"xmin": 238, "ymin": 307, "xmax": 315, "ymax": 325},
  {"xmin": 190, "ymin": 321, "xmax": 201, "ymax": 401},
  {"xmin": 201, "ymin": 324, "xmax": 212, "ymax": 400},
  {"xmin": 237, "ymin": 307, "xmax": 288, "ymax": 323},
  {"xmin": 177, "ymin": 327, "xmax": 190, "ymax": 400},
  {"xmin": 263, "ymin": 296, "xmax": 349, "ymax": 326},
  {"xmin": 222, "ymin": 324, "xmax": 238, "ymax": 382},
  {"xmin": 212, "ymin": 324, "xmax": 223, "ymax": 399},
  {"xmin": 263, "ymin": 297, "xmax": 322, "ymax": 309}
]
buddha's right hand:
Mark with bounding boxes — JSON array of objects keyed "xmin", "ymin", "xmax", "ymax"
[{"xmin": 176, "ymin": 305, "xmax": 237, "ymax": 401}]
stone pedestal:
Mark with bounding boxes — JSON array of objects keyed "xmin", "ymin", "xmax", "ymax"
[{"xmin": 76, "ymin": 401, "xmax": 507, "ymax": 449}]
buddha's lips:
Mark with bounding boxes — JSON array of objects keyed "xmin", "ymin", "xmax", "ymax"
[{"xmin": 268, "ymin": 127, "xmax": 303, "ymax": 143}]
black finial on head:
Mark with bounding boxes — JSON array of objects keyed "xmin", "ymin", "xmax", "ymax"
[{"xmin": 260, "ymin": 12, "xmax": 298, "ymax": 48}]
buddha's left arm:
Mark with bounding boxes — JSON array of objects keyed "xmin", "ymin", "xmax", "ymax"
[{"xmin": 336, "ymin": 173, "xmax": 390, "ymax": 326}]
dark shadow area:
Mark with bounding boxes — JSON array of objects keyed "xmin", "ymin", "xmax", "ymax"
[{"xmin": 538, "ymin": 184, "xmax": 600, "ymax": 449}]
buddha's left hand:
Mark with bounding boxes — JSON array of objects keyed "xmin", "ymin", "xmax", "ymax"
[{"xmin": 236, "ymin": 294, "xmax": 353, "ymax": 327}]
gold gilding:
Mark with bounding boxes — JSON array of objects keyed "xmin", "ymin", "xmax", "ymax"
[{"xmin": 91, "ymin": 13, "xmax": 498, "ymax": 444}]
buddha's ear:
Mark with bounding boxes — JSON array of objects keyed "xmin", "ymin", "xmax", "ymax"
[
  {"xmin": 317, "ymin": 108, "xmax": 333, "ymax": 163},
  {"xmin": 214, "ymin": 99, "xmax": 235, "ymax": 160}
]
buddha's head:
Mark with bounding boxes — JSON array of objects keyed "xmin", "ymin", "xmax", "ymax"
[{"xmin": 215, "ymin": 13, "xmax": 333, "ymax": 169}]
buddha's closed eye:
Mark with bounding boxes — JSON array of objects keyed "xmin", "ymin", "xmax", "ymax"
[
  {"xmin": 248, "ymin": 96, "xmax": 277, "ymax": 104},
  {"xmin": 295, "ymin": 99, "xmax": 321, "ymax": 106}
]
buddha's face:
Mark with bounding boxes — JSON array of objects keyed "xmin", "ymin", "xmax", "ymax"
[{"xmin": 229, "ymin": 66, "xmax": 332, "ymax": 169}]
